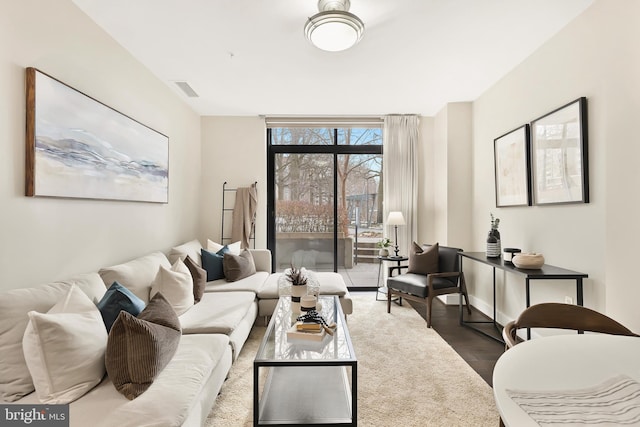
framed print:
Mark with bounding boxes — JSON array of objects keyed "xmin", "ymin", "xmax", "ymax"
[
  {"xmin": 25, "ymin": 68, "xmax": 169, "ymax": 203},
  {"xmin": 530, "ymin": 97, "xmax": 588, "ymax": 205},
  {"xmin": 494, "ymin": 124, "xmax": 531, "ymax": 207}
]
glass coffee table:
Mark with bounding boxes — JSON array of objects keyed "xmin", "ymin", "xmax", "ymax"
[{"xmin": 253, "ymin": 295, "xmax": 357, "ymax": 426}]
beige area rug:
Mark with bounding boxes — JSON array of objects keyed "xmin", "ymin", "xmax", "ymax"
[{"xmin": 205, "ymin": 293, "xmax": 499, "ymax": 426}]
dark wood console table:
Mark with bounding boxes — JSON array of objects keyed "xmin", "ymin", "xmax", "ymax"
[{"xmin": 458, "ymin": 252, "xmax": 588, "ymax": 343}]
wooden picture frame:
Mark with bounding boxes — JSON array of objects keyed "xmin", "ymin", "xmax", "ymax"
[
  {"xmin": 25, "ymin": 68, "xmax": 169, "ymax": 203},
  {"xmin": 494, "ymin": 124, "xmax": 531, "ymax": 207},
  {"xmin": 530, "ymin": 97, "xmax": 588, "ymax": 205}
]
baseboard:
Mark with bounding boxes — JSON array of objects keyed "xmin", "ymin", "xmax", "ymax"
[
  {"xmin": 436, "ymin": 294, "xmax": 460, "ymax": 305},
  {"xmin": 467, "ymin": 295, "xmax": 510, "ymax": 327}
]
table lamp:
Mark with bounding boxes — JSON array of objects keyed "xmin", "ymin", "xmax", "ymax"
[{"xmin": 386, "ymin": 211, "xmax": 405, "ymax": 257}]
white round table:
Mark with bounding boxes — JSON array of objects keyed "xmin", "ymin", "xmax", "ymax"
[{"xmin": 493, "ymin": 334, "xmax": 640, "ymax": 427}]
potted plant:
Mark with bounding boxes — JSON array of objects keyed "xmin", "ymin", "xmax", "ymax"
[
  {"xmin": 285, "ymin": 264, "xmax": 308, "ymax": 314},
  {"xmin": 377, "ymin": 238, "xmax": 391, "ymax": 257}
]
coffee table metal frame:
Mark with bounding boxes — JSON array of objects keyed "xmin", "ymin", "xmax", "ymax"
[{"xmin": 253, "ymin": 295, "xmax": 357, "ymax": 426}]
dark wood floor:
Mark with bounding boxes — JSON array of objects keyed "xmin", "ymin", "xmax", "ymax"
[{"xmin": 406, "ymin": 298, "xmax": 506, "ymax": 386}]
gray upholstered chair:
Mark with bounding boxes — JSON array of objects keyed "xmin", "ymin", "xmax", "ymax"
[
  {"xmin": 386, "ymin": 244, "xmax": 471, "ymax": 328},
  {"xmin": 502, "ymin": 302, "xmax": 639, "ymax": 349}
]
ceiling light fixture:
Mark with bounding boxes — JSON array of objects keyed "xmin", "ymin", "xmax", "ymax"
[{"xmin": 304, "ymin": 0, "xmax": 364, "ymax": 52}]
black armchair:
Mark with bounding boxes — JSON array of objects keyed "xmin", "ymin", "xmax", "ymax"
[{"xmin": 386, "ymin": 244, "xmax": 471, "ymax": 328}]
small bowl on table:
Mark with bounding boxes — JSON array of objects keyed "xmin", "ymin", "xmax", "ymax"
[{"xmin": 512, "ymin": 253, "xmax": 545, "ymax": 269}]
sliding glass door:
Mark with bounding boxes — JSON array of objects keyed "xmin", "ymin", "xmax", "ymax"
[
  {"xmin": 267, "ymin": 125, "xmax": 383, "ymax": 288},
  {"xmin": 273, "ymin": 152, "xmax": 335, "ymax": 272}
]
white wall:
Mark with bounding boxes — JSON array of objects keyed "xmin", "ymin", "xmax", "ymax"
[
  {"xmin": 470, "ymin": 0, "xmax": 640, "ymax": 331},
  {"xmin": 200, "ymin": 117, "xmax": 266, "ymax": 248},
  {"xmin": 432, "ymin": 107, "xmax": 449, "ymax": 244},
  {"xmin": 417, "ymin": 116, "xmax": 434, "ymax": 242},
  {"xmin": 428, "ymin": 103, "xmax": 473, "ymax": 249},
  {"xmin": 0, "ymin": 0, "xmax": 202, "ymax": 290}
]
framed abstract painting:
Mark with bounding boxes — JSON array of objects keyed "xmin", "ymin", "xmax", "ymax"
[
  {"xmin": 530, "ymin": 97, "xmax": 589, "ymax": 205},
  {"xmin": 25, "ymin": 68, "xmax": 169, "ymax": 203},
  {"xmin": 494, "ymin": 124, "xmax": 531, "ymax": 207}
]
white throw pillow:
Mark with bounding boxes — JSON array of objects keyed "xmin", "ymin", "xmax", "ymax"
[
  {"xmin": 150, "ymin": 259, "xmax": 194, "ymax": 315},
  {"xmin": 22, "ymin": 285, "xmax": 108, "ymax": 404},
  {"xmin": 98, "ymin": 251, "xmax": 171, "ymax": 304},
  {"xmin": 207, "ymin": 239, "xmax": 241, "ymax": 255}
]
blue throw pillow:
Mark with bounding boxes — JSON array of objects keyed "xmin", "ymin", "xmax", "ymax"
[
  {"xmin": 201, "ymin": 246, "xmax": 229, "ymax": 281},
  {"xmin": 97, "ymin": 281, "xmax": 146, "ymax": 332}
]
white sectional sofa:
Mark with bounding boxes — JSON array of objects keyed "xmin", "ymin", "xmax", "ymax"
[
  {"xmin": 168, "ymin": 239, "xmax": 353, "ymax": 321},
  {"xmin": 0, "ymin": 239, "xmax": 353, "ymax": 427}
]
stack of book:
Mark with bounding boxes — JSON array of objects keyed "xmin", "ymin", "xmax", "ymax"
[{"xmin": 286, "ymin": 321, "xmax": 326, "ymax": 342}]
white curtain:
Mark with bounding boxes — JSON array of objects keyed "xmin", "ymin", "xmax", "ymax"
[{"xmin": 383, "ymin": 115, "xmax": 419, "ymax": 257}]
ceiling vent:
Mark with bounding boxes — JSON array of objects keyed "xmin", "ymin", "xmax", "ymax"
[{"xmin": 173, "ymin": 81, "xmax": 199, "ymax": 98}]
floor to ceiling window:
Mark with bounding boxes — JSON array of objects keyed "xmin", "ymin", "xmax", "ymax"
[{"xmin": 266, "ymin": 118, "xmax": 383, "ymax": 289}]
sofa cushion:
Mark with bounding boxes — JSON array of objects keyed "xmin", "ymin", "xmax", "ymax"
[
  {"xmin": 201, "ymin": 247, "xmax": 228, "ymax": 281},
  {"xmin": 24, "ymin": 334, "xmax": 230, "ymax": 427},
  {"xmin": 204, "ymin": 271, "xmax": 270, "ymax": 293},
  {"xmin": 408, "ymin": 242, "xmax": 439, "ymax": 275},
  {"xmin": 223, "ymin": 249, "xmax": 256, "ymax": 282},
  {"xmin": 97, "ymin": 281, "xmax": 146, "ymax": 332},
  {"xmin": 55, "ymin": 272, "xmax": 108, "ymax": 304},
  {"xmin": 184, "ymin": 255, "xmax": 206, "ymax": 303},
  {"xmin": 257, "ymin": 272, "xmax": 347, "ymax": 299},
  {"xmin": 168, "ymin": 239, "xmax": 203, "ymax": 266},
  {"xmin": 0, "ymin": 273, "xmax": 106, "ymax": 402},
  {"xmin": 23, "ymin": 285, "xmax": 108, "ymax": 404},
  {"xmin": 99, "ymin": 252, "xmax": 171, "ymax": 304},
  {"xmin": 150, "ymin": 259, "xmax": 194, "ymax": 315},
  {"xmin": 106, "ymin": 293, "xmax": 181, "ymax": 400},
  {"xmin": 179, "ymin": 291, "xmax": 256, "ymax": 334},
  {"xmin": 207, "ymin": 239, "xmax": 241, "ymax": 255}
]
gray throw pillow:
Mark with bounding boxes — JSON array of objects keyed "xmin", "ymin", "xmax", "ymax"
[
  {"xmin": 223, "ymin": 249, "xmax": 256, "ymax": 282},
  {"xmin": 184, "ymin": 255, "xmax": 206, "ymax": 303},
  {"xmin": 408, "ymin": 242, "xmax": 439, "ymax": 275},
  {"xmin": 105, "ymin": 293, "xmax": 181, "ymax": 400}
]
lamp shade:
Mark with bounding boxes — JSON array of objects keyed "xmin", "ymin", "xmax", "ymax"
[{"xmin": 387, "ymin": 211, "xmax": 405, "ymax": 226}]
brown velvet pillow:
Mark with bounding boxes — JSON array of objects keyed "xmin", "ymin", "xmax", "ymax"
[
  {"xmin": 408, "ymin": 242, "xmax": 439, "ymax": 275},
  {"xmin": 184, "ymin": 255, "xmax": 206, "ymax": 303},
  {"xmin": 105, "ymin": 293, "xmax": 181, "ymax": 400},
  {"xmin": 223, "ymin": 249, "xmax": 256, "ymax": 282}
]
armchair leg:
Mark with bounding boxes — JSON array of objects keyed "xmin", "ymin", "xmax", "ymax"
[
  {"xmin": 387, "ymin": 288, "xmax": 392, "ymax": 313},
  {"xmin": 426, "ymin": 295, "xmax": 433, "ymax": 328}
]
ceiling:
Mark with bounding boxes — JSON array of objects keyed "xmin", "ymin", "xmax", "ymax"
[{"xmin": 72, "ymin": 0, "xmax": 593, "ymax": 117}]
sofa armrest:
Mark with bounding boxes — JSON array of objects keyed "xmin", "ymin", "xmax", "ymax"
[{"xmin": 249, "ymin": 249, "xmax": 272, "ymax": 273}]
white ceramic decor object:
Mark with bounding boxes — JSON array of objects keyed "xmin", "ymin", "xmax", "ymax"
[{"xmin": 512, "ymin": 253, "xmax": 545, "ymax": 269}]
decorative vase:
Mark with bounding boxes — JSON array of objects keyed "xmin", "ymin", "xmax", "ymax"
[
  {"xmin": 379, "ymin": 248, "xmax": 389, "ymax": 257},
  {"xmin": 486, "ymin": 229, "xmax": 501, "ymax": 258},
  {"xmin": 278, "ymin": 266, "xmax": 318, "ymax": 314},
  {"xmin": 290, "ymin": 283, "xmax": 307, "ymax": 314}
]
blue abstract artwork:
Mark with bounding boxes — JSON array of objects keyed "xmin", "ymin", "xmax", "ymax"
[{"xmin": 26, "ymin": 68, "xmax": 169, "ymax": 203}]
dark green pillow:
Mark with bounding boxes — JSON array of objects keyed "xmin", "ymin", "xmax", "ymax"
[
  {"xmin": 97, "ymin": 281, "xmax": 146, "ymax": 332},
  {"xmin": 201, "ymin": 246, "xmax": 228, "ymax": 281}
]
